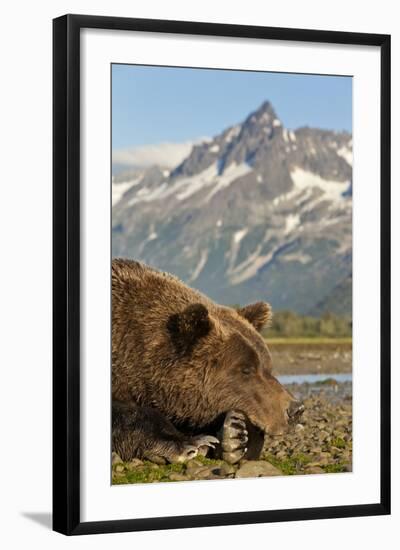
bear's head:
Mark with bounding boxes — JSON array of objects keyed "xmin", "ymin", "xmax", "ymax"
[{"xmin": 165, "ymin": 300, "xmax": 304, "ymax": 436}]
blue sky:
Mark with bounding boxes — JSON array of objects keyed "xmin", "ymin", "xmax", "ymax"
[{"xmin": 112, "ymin": 64, "xmax": 352, "ymax": 162}]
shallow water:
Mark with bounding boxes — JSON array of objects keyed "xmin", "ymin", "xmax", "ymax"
[{"xmin": 277, "ymin": 372, "xmax": 352, "ymax": 385}]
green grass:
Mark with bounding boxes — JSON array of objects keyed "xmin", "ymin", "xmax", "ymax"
[
  {"xmin": 265, "ymin": 453, "xmax": 349, "ymax": 475},
  {"xmin": 112, "ymin": 453, "xmax": 350, "ymax": 484},
  {"xmin": 112, "ymin": 455, "xmax": 228, "ymax": 485},
  {"xmin": 330, "ymin": 437, "xmax": 346, "ymax": 449},
  {"xmin": 193, "ymin": 455, "xmax": 225, "ymax": 467},
  {"xmin": 321, "ymin": 463, "xmax": 348, "ymax": 473},
  {"xmin": 264, "ymin": 453, "xmax": 312, "ymax": 475},
  {"xmin": 112, "ymin": 461, "xmax": 185, "ymax": 484}
]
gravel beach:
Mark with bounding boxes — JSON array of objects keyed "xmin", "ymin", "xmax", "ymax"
[{"xmin": 112, "ymin": 374, "xmax": 352, "ymax": 484}]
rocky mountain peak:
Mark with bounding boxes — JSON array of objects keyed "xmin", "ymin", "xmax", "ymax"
[
  {"xmin": 243, "ymin": 100, "xmax": 280, "ymax": 127},
  {"xmin": 112, "ymin": 99, "xmax": 353, "ymax": 315}
]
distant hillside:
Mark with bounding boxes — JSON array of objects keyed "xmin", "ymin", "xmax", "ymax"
[{"xmin": 309, "ymin": 274, "xmax": 352, "ymax": 317}]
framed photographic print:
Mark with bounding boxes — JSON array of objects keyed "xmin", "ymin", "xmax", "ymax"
[{"xmin": 53, "ymin": 14, "xmax": 391, "ymax": 535}]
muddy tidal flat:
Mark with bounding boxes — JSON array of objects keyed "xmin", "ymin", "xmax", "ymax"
[
  {"xmin": 270, "ymin": 340, "xmax": 352, "ymax": 375},
  {"xmin": 112, "ymin": 341, "xmax": 352, "ymax": 484}
]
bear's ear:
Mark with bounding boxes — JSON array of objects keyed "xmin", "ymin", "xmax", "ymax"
[
  {"xmin": 237, "ymin": 302, "xmax": 272, "ymax": 332},
  {"xmin": 167, "ymin": 303, "xmax": 212, "ymax": 353}
]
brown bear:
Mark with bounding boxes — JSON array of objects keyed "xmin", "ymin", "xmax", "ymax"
[{"xmin": 112, "ymin": 258, "xmax": 304, "ymax": 464}]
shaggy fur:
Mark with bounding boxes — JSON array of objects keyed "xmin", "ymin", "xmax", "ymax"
[{"xmin": 112, "ymin": 258, "xmax": 301, "ymax": 462}]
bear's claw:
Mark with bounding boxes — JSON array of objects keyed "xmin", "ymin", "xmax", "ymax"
[
  {"xmin": 173, "ymin": 445, "xmax": 199, "ymax": 463},
  {"xmin": 220, "ymin": 410, "xmax": 249, "ymax": 464},
  {"xmin": 171, "ymin": 434, "xmax": 219, "ymax": 463},
  {"xmin": 192, "ymin": 434, "xmax": 220, "ymax": 457},
  {"xmin": 192, "ymin": 434, "xmax": 220, "ymax": 448}
]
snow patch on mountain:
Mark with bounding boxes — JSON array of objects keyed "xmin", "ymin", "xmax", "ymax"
[
  {"xmin": 176, "ymin": 164, "xmax": 218, "ymax": 201},
  {"xmin": 272, "ymin": 186, "xmax": 311, "ymax": 207},
  {"xmin": 228, "ymin": 228, "xmax": 249, "ymax": 271},
  {"xmin": 281, "ymin": 252, "xmax": 311, "ymax": 264},
  {"xmin": 112, "ymin": 99, "xmax": 352, "ymax": 315},
  {"xmin": 285, "ymin": 213, "xmax": 300, "ymax": 234},
  {"xmin": 230, "ymin": 246, "xmax": 278, "ymax": 285},
  {"xmin": 112, "ymin": 177, "xmax": 142, "ymax": 206},
  {"xmin": 234, "ymin": 228, "xmax": 248, "ymax": 244},
  {"xmin": 290, "ymin": 167, "xmax": 349, "ymax": 202},
  {"xmin": 148, "ymin": 230, "xmax": 158, "ymax": 241},
  {"xmin": 224, "ymin": 125, "xmax": 241, "ymax": 143},
  {"xmin": 128, "ymin": 182, "xmax": 168, "ymax": 206},
  {"xmin": 337, "ymin": 145, "xmax": 353, "ymax": 166},
  {"xmin": 204, "ymin": 162, "xmax": 252, "ymax": 202},
  {"xmin": 189, "ymin": 249, "xmax": 208, "ymax": 282}
]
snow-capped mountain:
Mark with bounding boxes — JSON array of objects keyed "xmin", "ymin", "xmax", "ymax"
[{"xmin": 112, "ymin": 101, "xmax": 352, "ymax": 315}]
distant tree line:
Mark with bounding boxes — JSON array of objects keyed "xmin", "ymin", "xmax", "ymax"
[{"xmin": 263, "ymin": 310, "xmax": 352, "ymax": 338}]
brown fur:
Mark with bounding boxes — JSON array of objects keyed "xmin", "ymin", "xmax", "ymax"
[{"xmin": 112, "ymin": 259, "xmax": 298, "ymax": 438}]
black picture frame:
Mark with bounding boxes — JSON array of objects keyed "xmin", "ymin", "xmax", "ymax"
[{"xmin": 53, "ymin": 14, "xmax": 391, "ymax": 536}]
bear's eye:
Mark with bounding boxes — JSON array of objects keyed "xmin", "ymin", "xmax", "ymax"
[{"xmin": 241, "ymin": 365, "xmax": 253, "ymax": 375}]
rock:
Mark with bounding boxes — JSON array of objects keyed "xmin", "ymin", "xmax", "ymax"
[
  {"xmin": 319, "ymin": 451, "xmax": 332, "ymax": 458},
  {"xmin": 336, "ymin": 419, "xmax": 348, "ymax": 427},
  {"xmin": 109, "ymin": 386, "xmax": 353, "ymax": 483},
  {"xmin": 236, "ymin": 460, "xmax": 281, "ymax": 478},
  {"xmin": 187, "ymin": 466, "xmax": 222, "ymax": 480},
  {"xmin": 306, "ymin": 466, "xmax": 325, "ymax": 474},
  {"xmin": 169, "ymin": 473, "xmax": 190, "ymax": 481},
  {"xmin": 186, "ymin": 458, "xmax": 204, "ymax": 472},
  {"xmin": 186, "ymin": 465, "xmax": 210, "ymax": 478},
  {"xmin": 275, "ymin": 450, "xmax": 287, "ymax": 459},
  {"xmin": 313, "ymin": 457, "xmax": 330, "ymax": 466},
  {"xmin": 144, "ymin": 454, "xmax": 167, "ymax": 465},
  {"xmin": 126, "ymin": 458, "xmax": 144, "ymax": 469},
  {"xmin": 184, "ymin": 459, "xmax": 236, "ymax": 479},
  {"xmin": 112, "ymin": 452, "xmax": 123, "ymax": 465},
  {"xmin": 115, "ymin": 464, "xmax": 125, "ymax": 473},
  {"xmin": 211, "ymin": 463, "xmax": 235, "ymax": 477},
  {"xmin": 330, "ymin": 446, "xmax": 343, "ymax": 456}
]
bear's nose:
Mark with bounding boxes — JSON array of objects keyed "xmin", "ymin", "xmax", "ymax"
[{"xmin": 287, "ymin": 400, "xmax": 305, "ymax": 420}]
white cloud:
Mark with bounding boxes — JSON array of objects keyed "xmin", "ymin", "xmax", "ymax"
[{"xmin": 112, "ymin": 140, "xmax": 200, "ymax": 170}]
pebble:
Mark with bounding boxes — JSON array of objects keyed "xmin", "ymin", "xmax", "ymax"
[
  {"xmin": 212, "ymin": 463, "xmax": 235, "ymax": 476},
  {"xmin": 169, "ymin": 473, "xmax": 190, "ymax": 481},
  {"xmin": 236, "ymin": 460, "xmax": 281, "ymax": 478},
  {"xmin": 114, "ymin": 384, "xmax": 352, "ymax": 483},
  {"xmin": 112, "ymin": 452, "xmax": 123, "ymax": 465},
  {"xmin": 186, "ymin": 466, "xmax": 210, "ymax": 478},
  {"xmin": 126, "ymin": 458, "xmax": 144, "ymax": 470},
  {"xmin": 306, "ymin": 466, "xmax": 325, "ymax": 474},
  {"xmin": 144, "ymin": 454, "xmax": 167, "ymax": 465},
  {"xmin": 275, "ymin": 450, "xmax": 287, "ymax": 459}
]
